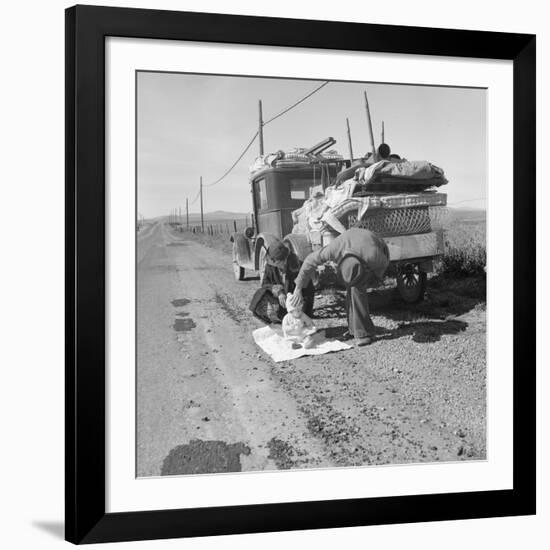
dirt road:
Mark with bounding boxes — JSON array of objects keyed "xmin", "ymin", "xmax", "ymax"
[{"xmin": 137, "ymin": 222, "xmax": 486, "ymax": 477}]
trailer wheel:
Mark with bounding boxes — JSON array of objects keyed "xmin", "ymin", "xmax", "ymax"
[
  {"xmin": 396, "ymin": 263, "xmax": 427, "ymax": 303},
  {"xmin": 232, "ymin": 243, "xmax": 245, "ymax": 281}
]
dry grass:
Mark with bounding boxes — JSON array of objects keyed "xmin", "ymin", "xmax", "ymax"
[{"xmin": 440, "ymin": 220, "xmax": 486, "ymax": 277}]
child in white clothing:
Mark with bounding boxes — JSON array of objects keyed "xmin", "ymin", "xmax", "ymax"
[{"xmin": 282, "ymin": 293, "xmax": 317, "ymax": 348}]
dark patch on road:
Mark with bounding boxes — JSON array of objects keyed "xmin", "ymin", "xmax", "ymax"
[
  {"xmin": 167, "ymin": 241, "xmax": 189, "ymax": 246},
  {"xmin": 171, "ymin": 298, "xmax": 190, "ymax": 307},
  {"xmin": 173, "ymin": 318, "xmax": 196, "ymax": 332},
  {"xmin": 161, "ymin": 439, "xmax": 251, "ymax": 475},
  {"xmin": 267, "ymin": 437, "xmax": 304, "ymax": 470},
  {"xmin": 214, "ymin": 292, "xmax": 247, "ymax": 324},
  {"xmin": 176, "ymin": 312, "xmax": 190, "ymax": 317}
]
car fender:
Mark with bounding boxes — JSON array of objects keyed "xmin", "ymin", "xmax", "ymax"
[
  {"xmin": 229, "ymin": 232, "xmax": 251, "ymax": 266},
  {"xmin": 253, "ymin": 232, "xmax": 280, "ymax": 270}
]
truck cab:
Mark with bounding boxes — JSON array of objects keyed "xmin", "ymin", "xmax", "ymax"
[{"xmin": 251, "ymin": 163, "xmax": 342, "ymax": 238}]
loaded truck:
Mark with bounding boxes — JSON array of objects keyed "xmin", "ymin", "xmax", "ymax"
[{"xmin": 230, "ymin": 135, "xmax": 448, "ymax": 304}]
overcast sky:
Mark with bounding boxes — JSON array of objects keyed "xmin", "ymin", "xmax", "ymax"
[{"xmin": 137, "ymin": 72, "xmax": 486, "ymax": 218}]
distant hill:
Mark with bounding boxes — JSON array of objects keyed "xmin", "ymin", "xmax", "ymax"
[
  {"xmin": 153, "ymin": 211, "xmax": 249, "ymax": 223},
  {"xmin": 448, "ymin": 207, "xmax": 486, "ymax": 224},
  {"xmin": 184, "ymin": 211, "xmax": 250, "ymax": 222}
]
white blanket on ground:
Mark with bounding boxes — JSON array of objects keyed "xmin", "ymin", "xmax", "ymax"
[{"xmin": 252, "ymin": 326, "xmax": 351, "ymax": 363}]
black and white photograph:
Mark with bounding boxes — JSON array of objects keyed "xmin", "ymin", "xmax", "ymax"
[
  {"xmin": 1, "ymin": 0, "xmax": 543, "ymax": 548},
  {"xmin": 136, "ymin": 73, "xmax": 487, "ymax": 477}
]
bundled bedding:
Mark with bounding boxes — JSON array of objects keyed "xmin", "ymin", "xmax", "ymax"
[{"xmin": 361, "ymin": 160, "xmax": 447, "ymax": 189}]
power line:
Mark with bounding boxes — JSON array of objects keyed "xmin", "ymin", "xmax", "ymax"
[
  {"xmin": 263, "ymin": 81, "xmax": 330, "ymax": 126},
  {"xmin": 448, "ymin": 197, "xmax": 486, "ymax": 206},
  {"xmin": 188, "ymin": 187, "xmax": 201, "ymax": 205},
  {"xmin": 202, "ymin": 81, "xmax": 330, "ymax": 188},
  {"xmin": 203, "ymin": 130, "xmax": 259, "ymax": 188}
]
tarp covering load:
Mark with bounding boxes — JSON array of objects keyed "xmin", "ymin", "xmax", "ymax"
[
  {"xmin": 358, "ymin": 160, "xmax": 448, "ymax": 191},
  {"xmin": 250, "ymin": 148, "xmax": 343, "ymax": 174}
]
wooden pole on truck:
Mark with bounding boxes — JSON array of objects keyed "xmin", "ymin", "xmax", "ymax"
[
  {"xmin": 346, "ymin": 117, "xmax": 354, "ymax": 161},
  {"xmin": 186, "ymin": 198, "xmax": 189, "ymax": 230},
  {"xmin": 200, "ymin": 177, "xmax": 204, "ymax": 232},
  {"xmin": 363, "ymin": 90, "xmax": 376, "ymax": 158},
  {"xmin": 258, "ymin": 100, "xmax": 264, "ymax": 156},
  {"xmin": 381, "ymin": 120, "xmax": 385, "ymax": 144}
]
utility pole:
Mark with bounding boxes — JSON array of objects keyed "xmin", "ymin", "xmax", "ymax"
[
  {"xmin": 200, "ymin": 176, "xmax": 204, "ymax": 232},
  {"xmin": 346, "ymin": 117, "xmax": 354, "ymax": 161},
  {"xmin": 381, "ymin": 120, "xmax": 385, "ymax": 144},
  {"xmin": 363, "ymin": 90, "xmax": 376, "ymax": 158},
  {"xmin": 258, "ymin": 99, "xmax": 264, "ymax": 156},
  {"xmin": 186, "ymin": 197, "xmax": 189, "ymax": 230}
]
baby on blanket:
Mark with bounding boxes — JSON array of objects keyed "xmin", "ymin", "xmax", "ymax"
[{"xmin": 282, "ymin": 293, "xmax": 317, "ymax": 349}]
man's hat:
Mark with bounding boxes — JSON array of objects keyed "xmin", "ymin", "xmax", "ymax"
[
  {"xmin": 266, "ymin": 240, "xmax": 289, "ymax": 263},
  {"xmin": 338, "ymin": 254, "xmax": 366, "ymax": 287}
]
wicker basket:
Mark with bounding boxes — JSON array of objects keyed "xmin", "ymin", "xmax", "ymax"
[{"xmin": 351, "ymin": 206, "xmax": 448, "ymax": 237}]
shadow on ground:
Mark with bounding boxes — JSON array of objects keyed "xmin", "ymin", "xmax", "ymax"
[
  {"xmin": 315, "ymin": 273, "xmax": 485, "ymax": 324},
  {"xmin": 380, "ymin": 319, "xmax": 468, "ymax": 343},
  {"xmin": 324, "ymin": 318, "xmax": 468, "ymax": 343}
]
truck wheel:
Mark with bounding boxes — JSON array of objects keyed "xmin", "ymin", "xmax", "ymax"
[
  {"xmin": 232, "ymin": 243, "xmax": 245, "ymax": 281},
  {"xmin": 396, "ymin": 263, "xmax": 427, "ymax": 303}
]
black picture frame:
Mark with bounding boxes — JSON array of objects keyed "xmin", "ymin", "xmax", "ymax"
[{"xmin": 65, "ymin": 4, "xmax": 536, "ymax": 544}]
